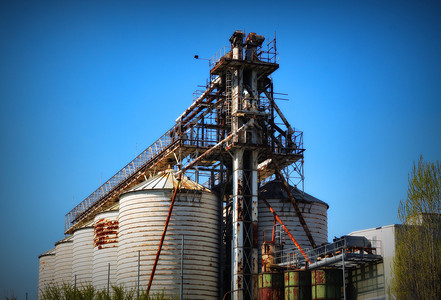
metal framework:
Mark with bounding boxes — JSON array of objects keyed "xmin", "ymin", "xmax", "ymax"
[
  {"xmin": 65, "ymin": 31, "xmax": 306, "ymax": 300},
  {"xmin": 277, "ymin": 236, "xmax": 383, "ymax": 270}
]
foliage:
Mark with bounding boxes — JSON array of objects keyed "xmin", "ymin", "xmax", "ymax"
[
  {"xmin": 392, "ymin": 156, "xmax": 441, "ymax": 299},
  {"xmin": 39, "ymin": 284, "xmax": 175, "ymax": 300}
]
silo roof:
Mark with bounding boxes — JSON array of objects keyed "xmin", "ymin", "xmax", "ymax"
[
  {"xmin": 38, "ymin": 248, "xmax": 56, "ymax": 258},
  {"xmin": 125, "ymin": 169, "xmax": 210, "ymax": 192},
  {"xmin": 259, "ymin": 180, "xmax": 329, "ymax": 209}
]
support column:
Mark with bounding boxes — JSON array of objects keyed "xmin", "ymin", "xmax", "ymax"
[{"xmin": 232, "ymin": 148, "xmax": 244, "ymax": 300}]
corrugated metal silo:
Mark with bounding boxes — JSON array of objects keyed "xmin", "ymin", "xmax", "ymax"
[
  {"xmin": 38, "ymin": 248, "xmax": 55, "ymax": 298},
  {"xmin": 54, "ymin": 236, "xmax": 73, "ymax": 285},
  {"xmin": 117, "ymin": 169, "xmax": 219, "ymax": 299},
  {"xmin": 93, "ymin": 209, "xmax": 119, "ymax": 291},
  {"xmin": 72, "ymin": 225, "xmax": 94, "ymax": 285},
  {"xmin": 258, "ymin": 180, "xmax": 328, "ymax": 261}
]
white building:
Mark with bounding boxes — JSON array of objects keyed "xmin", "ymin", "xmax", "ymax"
[{"xmin": 347, "ymin": 224, "xmax": 401, "ymax": 300}]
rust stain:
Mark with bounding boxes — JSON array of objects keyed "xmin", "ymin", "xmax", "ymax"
[
  {"xmin": 94, "ymin": 218, "xmax": 119, "ymax": 250},
  {"xmin": 236, "ymin": 275, "xmax": 243, "ymax": 289},
  {"xmin": 252, "ymin": 222, "xmax": 258, "ymax": 247},
  {"xmin": 237, "ymin": 197, "xmax": 243, "ymax": 220}
]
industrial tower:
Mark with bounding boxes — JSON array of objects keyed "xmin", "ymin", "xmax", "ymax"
[{"xmin": 65, "ymin": 31, "xmax": 309, "ymax": 300}]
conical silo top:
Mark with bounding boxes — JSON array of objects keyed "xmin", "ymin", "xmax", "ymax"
[
  {"xmin": 125, "ymin": 169, "xmax": 210, "ymax": 192},
  {"xmin": 259, "ymin": 180, "xmax": 329, "ymax": 208}
]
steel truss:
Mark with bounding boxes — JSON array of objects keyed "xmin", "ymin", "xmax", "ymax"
[{"xmin": 65, "ymin": 31, "xmax": 306, "ymax": 300}]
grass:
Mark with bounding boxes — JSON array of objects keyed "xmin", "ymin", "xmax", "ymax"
[{"xmin": 39, "ymin": 284, "xmax": 175, "ymax": 300}]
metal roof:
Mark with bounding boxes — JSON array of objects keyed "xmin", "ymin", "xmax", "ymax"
[
  {"xmin": 124, "ymin": 168, "xmax": 210, "ymax": 193},
  {"xmin": 259, "ymin": 180, "xmax": 329, "ymax": 209}
]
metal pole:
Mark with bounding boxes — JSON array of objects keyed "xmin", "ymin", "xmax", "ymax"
[
  {"xmin": 260, "ymin": 195, "xmax": 310, "ymax": 262},
  {"xmin": 342, "ymin": 247, "xmax": 346, "ymax": 300},
  {"xmin": 107, "ymin": 263, "xmax": 110, "ymax": 295},
  {"xmin": 147, "ymin": 178, "xmax": 181, "ymax": 294},
  {"xmin": 180, "ymin": 234, "xmax": 184, "ymax": 300},
  {"xmin": 74, "ymin": 274, "xmax": 77, "ymax": 299},
  {"xmin": 137, "ymin": 250, "xmax": 141, "ymax": 298},
  {"xmin": 26, "ymin": 292, "xmax": 28, "ymax": 300}
]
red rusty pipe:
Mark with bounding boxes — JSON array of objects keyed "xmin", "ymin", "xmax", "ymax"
[
  {"xmin": 273, "ymin": 167, "xmax": 317, "ymax": 249},
  {"xmin": 146, "ymin": 177, "xmax": 182, "ymax": 294},
  {"xmin": 260, "ymin": 195, "xmax": 310, "ymax": 262}
]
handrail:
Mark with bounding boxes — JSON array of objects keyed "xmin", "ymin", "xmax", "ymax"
[{"xmin": 65, "ymin": 125, "xmax": 178, "ymax": 231}]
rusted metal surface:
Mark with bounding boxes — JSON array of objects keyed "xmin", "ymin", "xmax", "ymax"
[
  {"xmin": 260, "ymin": 196, "xmax": 310, "ymax": 262},
  {"xmin": 94, "ymin": 218, "xmax": 118, "ymax": 250},
  {"xmin": 56, "ymin": 31, "xmax": 308, "ymax": 300},
  {"xmin": 146, "ymin": 178, "xmax": 181, "ymax": 295},
  {"xmin": 274, "ymin": 166, "xmax": 317, "ymax": 249},
  {"xmin": 117, "ymin": 170, "xmax": 219, "ymax": 299},
  {"xmin": 54, "ymin": 236, "xmax": 73, "ymax": 285},
  {"xmin": 261, "ymin": 242, "xmax": 276, "ymax": 272},
  {"xmin": 258, "ymin": 180, "xmax": 328, "ymax": 271},
  {"xmin": 93, "ymin": 210, "xmax": 119, "ymax": 291},
  {"xmin": 72, "ymin": 226, "xmax": 94, "ymax": 284},
  {"xmin": 311, "ymin": 269, "xmax": 342, "ymax": 300},
  {"xmin": 284, "ymin": 270, "xmax": 311, "ymax": 300},
  {"xmin": 258, "ymin": 273, "xmax": 284, "ymax": 300}
]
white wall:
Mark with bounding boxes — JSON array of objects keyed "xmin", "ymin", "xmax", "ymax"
[{"xmin": 348, "ymin": 224, "xmax": 401, "ymax": 300}]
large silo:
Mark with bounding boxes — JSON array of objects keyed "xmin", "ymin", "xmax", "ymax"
[
  {"xmin": 117, "ymin": 169, "xmax": 219, "ymax": 299},
  {"xmin": 54, "ymin": 236, "xmax": 73, "ymax": 285},
  {"xmin": 72, "ymin": 225, "xmax": 94, "ymax": 285},
  {"xmin": 258, "ymin": 180, "xmax": 328, "ymax": 261},
  {"xmin": 93, "ymin": 209, "xmax": 119, "ymax": 291},
  {"xmin": 38, "ymin": 248, "xmax": 56, "ymax": 298}
]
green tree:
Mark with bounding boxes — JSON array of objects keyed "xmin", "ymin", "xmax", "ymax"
[{"xmin": 392, "ymin": 156, "xmax": 441, "ymax": 299}]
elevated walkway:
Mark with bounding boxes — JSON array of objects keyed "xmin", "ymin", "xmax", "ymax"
[{"xmin": 278, "ymin": 236, "xmax": 383, "ymax": 270}]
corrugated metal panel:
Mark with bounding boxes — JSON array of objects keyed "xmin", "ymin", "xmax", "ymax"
[
  {"xmin": 117, "ymin": 170, "xmax": 219, "ymax": 299},
  {"xmin": 54, "ymin": 236, "xmax": 73, "ymax": 285},
  {"xmin": 38, "ymin": 248, "xmax": 55, "ymax": 299},
  {"xmin": 258, "ymin": 181, "xmax": 328, "ymax": 268},
  {"xmin": 72, "ymin": 227, "xmax": 94, "ymax": 285},
  {"xmin": 93, "ymin": 210, "xmax": 119, "ymax": 290}
]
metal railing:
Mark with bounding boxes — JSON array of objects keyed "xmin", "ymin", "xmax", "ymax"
[
  {"xmin": 209, "ymin": 46, "xmax": 230, "ymax": 69},
  {"xmin": 65, "ymin": 114, "xmax": 224, "ymax": 232},
  {"xmin": 276, "ymin": 236, "xmax": 383, "ymax": 269},
  {"xmin": 209, "ymin": 35, "xmax": 279, "ymax": 70},
  {"xmin": 65, "ymin": 125, "xmax": 179, "ymax": 231}
]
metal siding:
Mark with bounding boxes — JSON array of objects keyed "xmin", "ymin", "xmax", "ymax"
[
  {"xmin": 72, "ymin": 227, "xmax": 94, "ymax": 285},
  {"xmin": 93, "ymin": 210, "xmax": 119, "ymax": 291},
  {"xmin": 117, "ymin": 188, "xmax": 219, "ymax": 299},
  {"xmin": 38, "ymin": 251, "xmax": 55, "ymax": 299},
  {"xmin": 258, "ymin": 194, "xmax": 328, "ymax": 270},
  {"xmin": 54, "ymin": 238, "xmax": 73, "ymax": 285}
]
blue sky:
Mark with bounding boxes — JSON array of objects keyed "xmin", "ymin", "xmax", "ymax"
[{"xmin": 1, "ymin": 0, "xmax": 440, "ymax": 298}]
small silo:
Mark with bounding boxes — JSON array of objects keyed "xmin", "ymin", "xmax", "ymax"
[
  {"xmin": 117, "ymin": 169, "xmax": 219, "ymax": 299},
  {"xmin": 72, "ymin": 223, "xmax": 94, "ymax": 286},
  {"xmin": 38, "ymin": 248, "xmax": 56, "ymax": 298},
  {"xmin": 93, "ymin": 208, "xmax": 119, "ymax": 291},
  {"xmin": 258, "ymin": 180, "xmax": 328, "ymax": 260},
  {"xmin": 54, "ymin": 236, "xmax": 74, "ymax": 285}
]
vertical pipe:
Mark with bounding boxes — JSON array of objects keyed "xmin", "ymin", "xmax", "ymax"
[
  {"xmin": 137, "ymin": 251, "xmax": 140, "ymax": 298},
  {"xmin": 251, "ymin": 150, "xmax": 259, "ymax": 299},
  {"xmin": 107, "ymin": 263, "xmax": 110, "ymax": 295},
  {"xmin": 342, "ymin": 247, "xmax": 346, "ymax": 300},
  {"xmin": 180, "ymin": 234, "xmax": 184, "ymax": 300},
  {"xmin": 232, "ymin": 149, "xmax": 244, "ymax": 300}
]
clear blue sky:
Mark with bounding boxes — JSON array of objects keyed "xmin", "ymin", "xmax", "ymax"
[{"xmin": 1, "ymin": 0, "xmax": 440, "ymax": 298}]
